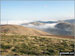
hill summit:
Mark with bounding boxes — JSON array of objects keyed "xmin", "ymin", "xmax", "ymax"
[{"xmin": 0, "ymin": 24, "xmax": 51, "ymax": 36}]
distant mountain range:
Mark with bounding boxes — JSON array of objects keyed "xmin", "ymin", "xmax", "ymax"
[
  {"xmin": 21, "ymin": 21, "xmax": 56, "ymax": 26},
  {"xmin": 35, "ymin": 21, "xmax": 57, "ymax": 23},
  {"xmin": 21, "ymin": 19, "xmax": 75, "ymax": 36},
  {"xmin": 21, "ymin": 19, "xmax": 75, "ymax": 25}
]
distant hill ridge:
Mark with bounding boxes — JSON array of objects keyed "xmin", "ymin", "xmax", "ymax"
[
  {"xmin": 0, "ymin": 24, "xmax": 51, "ymax": 36},
  {"xmin": 64, "ymin": 19, "xmax": 75, "ymax": 23}
]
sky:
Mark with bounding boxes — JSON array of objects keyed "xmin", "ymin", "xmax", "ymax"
[{"xmin": 1, "ymin": 1, "xmax": 74, "ymax": 24}]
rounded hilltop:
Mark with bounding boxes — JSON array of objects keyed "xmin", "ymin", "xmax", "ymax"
[{"xmin": 0, "ymin": 24, "xmax": 51, "ymax": 36}]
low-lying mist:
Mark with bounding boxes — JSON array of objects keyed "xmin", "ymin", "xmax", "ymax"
[
  {"xmin": 23, "ymin": 23, "xmax": 57, "ymax": 29},
  {"xmin": 22, "ymin": 22, "xmax": 74, "ymax": 36}
]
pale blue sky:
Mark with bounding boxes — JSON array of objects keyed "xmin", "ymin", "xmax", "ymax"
[{"xmin": 1, "ymin": 1, "xmax": 74, "ymax": 24}]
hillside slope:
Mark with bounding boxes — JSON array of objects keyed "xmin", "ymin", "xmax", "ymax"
[{"xmin": 0, "ymin": 24, "xmax": 51, "ymax": 36}]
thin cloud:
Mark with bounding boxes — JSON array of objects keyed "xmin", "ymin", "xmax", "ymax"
[{"xmin": 1, "ymin": 20, "xmax": 30, "ymax": 25}]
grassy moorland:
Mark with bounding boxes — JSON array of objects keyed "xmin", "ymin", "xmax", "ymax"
[{"xmin": 0, "ymin": 35, "xmax": 74, "ymax": 56}]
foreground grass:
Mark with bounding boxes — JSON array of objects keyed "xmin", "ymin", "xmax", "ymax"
[{"xmin": 0, "ymin": 35, "xmax": 74, "ymax": 55}]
